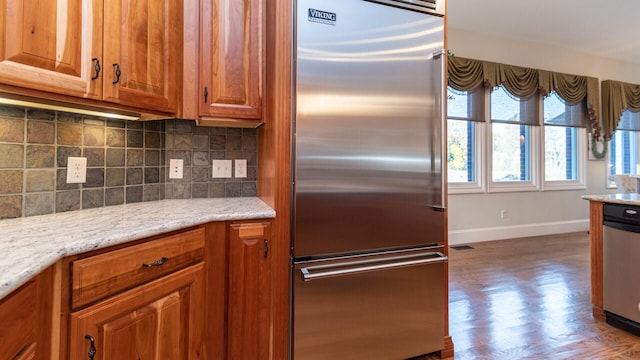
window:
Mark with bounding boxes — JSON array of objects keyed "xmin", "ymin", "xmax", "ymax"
[
  {"xmin": 489, "ymin": 86, "xmax": 538, "ymax": 191},
  {"xmin": 542, "ymin": 92, "xmax": 586, "ymax": 189},
  {"xmin": 609, "ymin": 110, "xmax": 640, "ymax": 180},
  {"xmin": 446, "ymin": 86, "xmax": 586, "ymax": 193},
  {"xmin": 447, "ymin": 87, "xmax": 484, "ymax": 192}
]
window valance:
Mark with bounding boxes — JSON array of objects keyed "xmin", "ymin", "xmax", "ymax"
[
  {"xmin": 448, "ymin": 56, "xmax": 600, "ymax": 134},
  {"xmin": 601, "ymin": 80, "xmax": 640, "ymax": 139}
]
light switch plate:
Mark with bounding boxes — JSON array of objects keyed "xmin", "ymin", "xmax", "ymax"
[
  {"xmin": 66, "ymin": 157, "xmax": 87, "ymax": 183},
  {"xmin": 212, "ymin": 160, "xmax": 232, "ymax": 178},
  {"xmin": 235, "ymin": 159, "xmax": 247, "ymax": 178},
  {"xmin": 169, "ymin": 159, "xmax": 184, "ymax": 179}
]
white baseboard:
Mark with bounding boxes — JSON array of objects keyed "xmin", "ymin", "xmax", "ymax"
[{"xmin": 447, "ymin": 219, "xmax": 589, "ymax": 245}]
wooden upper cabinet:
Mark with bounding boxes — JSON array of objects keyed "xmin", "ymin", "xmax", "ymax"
[
  {"xmin": 102, "ymin": 0, "xmax": 181, "ymax": 112},
  {"xmin": 0, "ymin": 0, "xmax": 100, "ymax": 98},
  {"xmin": 199, "ymin": 0, "xmax": 265, "ymax": 121},
  {"xmin": 0, "ymin": 0, "xmax": 180, "ymax": 114}
]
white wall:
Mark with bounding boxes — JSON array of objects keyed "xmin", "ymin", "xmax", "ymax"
[{"xmin": 447, "ymin": 28, "xmax": 640, "ymax": 244}]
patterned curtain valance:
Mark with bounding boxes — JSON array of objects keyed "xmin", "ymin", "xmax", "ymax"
[
  {"xmin": 448, "ymin": 56, "xmax": 600, "ymax": 134},
  {"xmin": 601, "ymin": 80, "xmax": 640, "ymax": 140}
]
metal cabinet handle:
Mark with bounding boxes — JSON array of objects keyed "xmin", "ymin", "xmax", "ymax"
[
  {"xmin": 142, "ymin": 257, "xmax": 169, "ymax": 268},
  {"xmin": 85, "ymin": 335, "xmax": 96, "ymax": 360},
  {"xmin": 91, "ymin": 58, "xmax": 101, "ymax": 80},
  {"xmin": 264, "ymin": 239, "xmax": 269, "ymax": 258},
  {"xmin": 112, "ymin": 63, "xmax": 121, "ymax": 84},
  {"xmin": 204, "ymin": 86, "xmax": 209, "ymax": 103}
]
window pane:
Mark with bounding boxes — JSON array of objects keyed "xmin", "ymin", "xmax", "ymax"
[
  {"xmin": 544, "ymin": 93, "xmax": 567, "ymax": 124},
  {"xmin": 448, "ymin": 119, "xmax": 475, "ymax": 183},
  {"xmin": 490, "ymin": 86, "xmax": 538, "ymax": 125},
  {"xmin": 610, "ymin": 130, "xmax": 640, "ymax": 175},
  {"xmin": 448, "ymin": 89, "xmax": 471, "ymax": 118},
  {"xmin": 545, "ymin": 126, "xmax": 577, "ymax": 180},
  {"xmin": 492, "ymin": 123, "xmax": 530, "ymax": 181},
  {"xmin": 448, "ymin": 87, "xmax": 483, "ymax": 120},
  {"xmin": 616, "ymin": 110, "xmax": 640, "ymax": 131},
  {"xmin": 544, "ymin": 91, "xmax": 586, "ymax": 128},
  {"xmin": 491, "ymin": 86, "xmax": 521, "ymax": 122}
]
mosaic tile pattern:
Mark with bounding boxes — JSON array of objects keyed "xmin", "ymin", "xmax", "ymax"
[{"xmin": 0, "ymin": 105, "xmax": 259, "ymax": 219}]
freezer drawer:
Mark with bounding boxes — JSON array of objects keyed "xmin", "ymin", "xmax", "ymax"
[{"xmin": 293, "ymin": 248, "xmax": 446, "ymax": 360}]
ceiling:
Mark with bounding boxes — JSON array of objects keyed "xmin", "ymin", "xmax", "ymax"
[{"xmin": 447, "ymin": 0, "xmax": 640, "ymax": 65}]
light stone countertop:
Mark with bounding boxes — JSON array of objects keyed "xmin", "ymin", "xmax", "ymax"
[
  {"xmin": 0, "ymin": 197, "xmax": 275, "ymax": 300},
  {"xmin": 582, "ymin": 193, "xmax": 640, "ymax": 205}
]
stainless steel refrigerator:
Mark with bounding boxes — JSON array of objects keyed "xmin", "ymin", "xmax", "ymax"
[{"xmin": 292, "ymin": 0, "xmax": 448, "ymax": 359}]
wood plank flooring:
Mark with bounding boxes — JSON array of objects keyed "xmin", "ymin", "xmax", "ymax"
[{"xmin": 437, "ymin": 231, "xmax": 640, "ymax": 359}]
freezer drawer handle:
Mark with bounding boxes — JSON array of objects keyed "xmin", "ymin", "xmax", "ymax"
[{"xmin": 299, "ymin": 252, "xmax": 447, "ymax": 281}]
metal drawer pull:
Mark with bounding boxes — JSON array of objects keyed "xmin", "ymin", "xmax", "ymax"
[
  {"xmin": 85, "ymin": 335, "xmax": 96, "ymax": 359},
  {"xmin": 142, "ymin": 257, "xmax": 169, "ymax": 268}
]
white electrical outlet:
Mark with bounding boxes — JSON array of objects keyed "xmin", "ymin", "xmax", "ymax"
[
  {"xmin": 235, "ymin": 159, "xmax": 247, "ymax": 178},
  {"xmin": 66, "ymin": 157, "xmax": 87, "ymax": 183},
  {"xmin": 212, "ymin": 160, "xmax": 232, "ymax": 178},
  {"xmin": 169, "ymin": 159, "xmax": 184, "ymax": 179}
]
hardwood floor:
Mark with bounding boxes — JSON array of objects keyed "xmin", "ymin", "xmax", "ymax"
[{"xmin": 441, "ymin": 231, "xmax": 640, "ymax": 359}]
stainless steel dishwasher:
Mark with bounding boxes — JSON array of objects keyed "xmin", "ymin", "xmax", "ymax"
[{"xmin": 603, "ymin": 203, "xmax": 640, "ymax": 336}]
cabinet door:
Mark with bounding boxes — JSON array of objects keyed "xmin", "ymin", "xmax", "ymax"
[
  {"xmin": 199, "ymin": 0, "xmax": 264, "ymax": 120},
  {"xmin": 0, "ymin": 267, "xmax": 54, "ymax": 360},
  {"xmin": 69, "ymin": 264, "xmax": 205, "ymax": 360},
  {"xmin": 102, "ymin": 0, "xmax": 180, "ymax": 112},
  {"xmin": 228, "ymin": 221, "xmax": 272, "ymax": 359},
  {"xmin": 0, "ymin": 0, "xmax": 101, "ymax": 98}
]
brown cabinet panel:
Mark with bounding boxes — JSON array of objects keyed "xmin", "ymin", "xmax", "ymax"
[
  {"xmin": 0, "ymin": 267, "xmax": 54, "ymax": 360},
  {"xmin": 199, "ymin": 0, "xmax": 264, "ymax": 120},
  {"xmin": 69, "ymin": 263, "xmax": 205, "ymax": 360},
  {"xmin": 0, "ymin": 280, "xmax": 36, "ymax": 359},
  {"xmin": 228, "ymin": 221, "xmax": 272, "ymax": 359},
  {"xmin": 0, "ymin": 0, "xmax": 100, "ymax": 98},
  {"xmin": 102, "ymin": 0, "xmax": 181, "ymax": 111}
]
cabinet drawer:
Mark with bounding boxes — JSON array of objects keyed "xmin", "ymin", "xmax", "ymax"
[{"xmin": 71, "ymin": 227, "xmax": 205, "ymax": 309}]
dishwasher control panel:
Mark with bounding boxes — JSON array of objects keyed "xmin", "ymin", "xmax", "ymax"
[{"xmin": 604, "ymin": 203, "xmax": 640, "ymax": 226}]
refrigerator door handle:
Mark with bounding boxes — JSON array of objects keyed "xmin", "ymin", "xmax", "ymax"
[
  {"xmin": 432, "ymin": 48, "xmax": 447, "ymax": 212},
  {"xmin": 299, "ymin": 251, "xmax": 448, "ymax": 281}
]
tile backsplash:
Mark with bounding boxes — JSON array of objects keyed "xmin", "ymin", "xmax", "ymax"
[{"xmin": 0, "ymin": 105, "xmax": 257, "ymax": 219}]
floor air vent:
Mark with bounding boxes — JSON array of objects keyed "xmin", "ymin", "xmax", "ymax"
[{"xmin": 450, "ymin": 245, "xmax": 474, "ymax": 251}]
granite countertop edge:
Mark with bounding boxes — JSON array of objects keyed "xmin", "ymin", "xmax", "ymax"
[
  {"xmin": 0, "ymin": 197, "xmax": 275, "ymax": 301},
  {"xmin": 582, "ymin": 193, "xmax": 640, "ymax": 205}
]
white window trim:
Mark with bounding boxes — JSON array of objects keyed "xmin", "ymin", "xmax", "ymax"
[
  {"xmin": 541, "ymin": 128, "xmax": 587, "ymax": 191},
  {"xmin": 448, "ymin": 122, "xmax": 485, "ymax": 194},
  {"xmin": 487, "ymin": 123, "xmax": 540, "ymax": 193},
  {"xmin": 606, "ymin": 140, "xmax": 617, "ymax": 189}
]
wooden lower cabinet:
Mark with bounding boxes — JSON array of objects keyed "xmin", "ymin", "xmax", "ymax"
[
  {"xmin": 227, "ymin": 221, "xmax": 272, "ymax": 360},
  {"xmin": 68, "ymin": 263, "xmax": 205, "ymax": 360},
  {"xmin": 0, "ymin": 219, "xmax": 276, "ymax": 360}
]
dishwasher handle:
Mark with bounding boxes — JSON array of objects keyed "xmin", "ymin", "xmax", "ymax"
[{"xmin": 298, "ymin": 251, "xmax": 447, "ymax": 281}]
